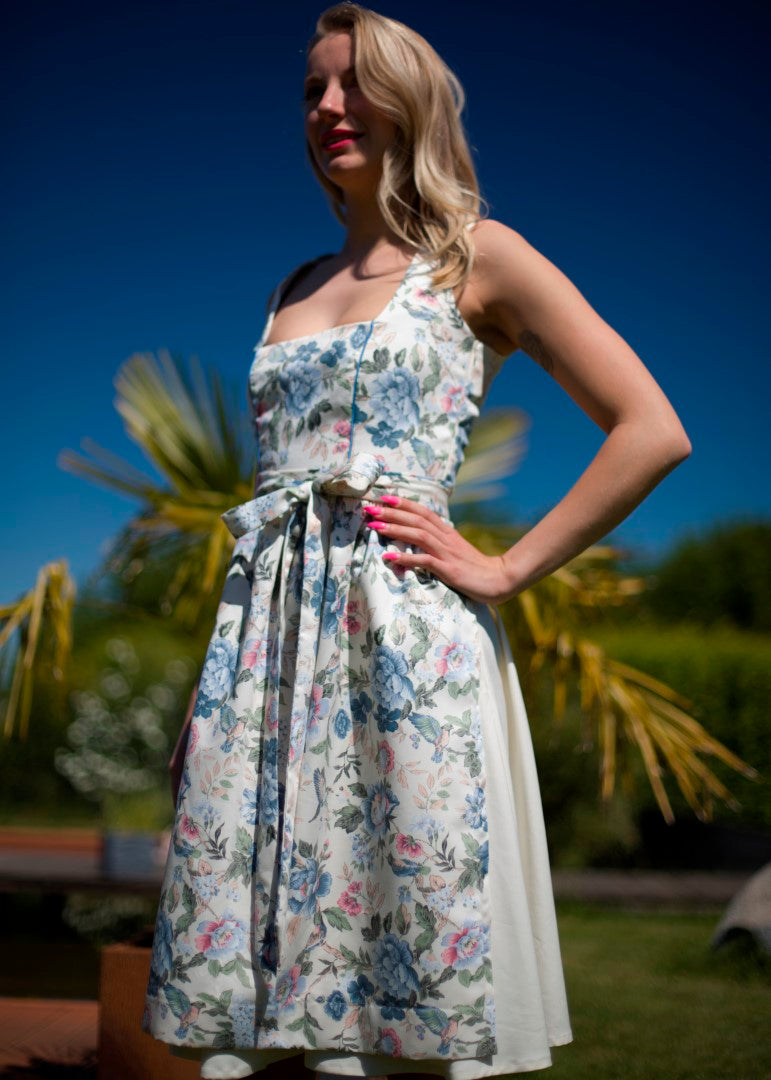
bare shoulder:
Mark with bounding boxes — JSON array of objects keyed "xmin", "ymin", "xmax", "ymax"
[
  {"xmin": 469, "ymin": 217, "xmax": 530, "ymax": 258},
  {"xmin": 465, "ymin": 217, "xmax": 602, "ymax": 359},
  {"xmin": 468, "ymin": 218, "xmax": 549, "ymax": 295},
  {"xmin": 459, "ymin": 219, "xmax": 549, "ymax": 355}
]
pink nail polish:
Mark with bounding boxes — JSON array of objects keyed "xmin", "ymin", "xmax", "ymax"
[
  {"xmin": 362, "ymin": 504, "xmax": 383, "ymax": 516},
  {"xmin": 366, "ymin": 521, "xmax": 386, "ymax": 531},
  {"xmin": 379, "ymin": 494, "xmax": 400, "ymax": 507},
  {"xmin": 382, "ymin": 552, "xmax": 400, "ymax": 561}
]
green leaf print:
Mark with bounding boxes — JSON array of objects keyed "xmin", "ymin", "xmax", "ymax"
[
  {"xmin": 323, "ymin": 906, "xmax": 353, "ymax": 931},
  {"xmin": 334, "ymin": 805, "xmax": 364, "ymax": 832}
]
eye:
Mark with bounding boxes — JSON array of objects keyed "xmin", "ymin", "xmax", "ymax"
[{"xmin": 303, "ymin": 83, "xmax": 322, "ymax": 102}]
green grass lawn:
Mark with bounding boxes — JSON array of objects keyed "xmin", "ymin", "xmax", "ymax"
[
  {"xmin": 2, "ymin": 896, "xmax": 769, "ymax": 1079},
  {"xmin": 546, "ymin": 901, "xmax": 770, "ymax": 1080}
]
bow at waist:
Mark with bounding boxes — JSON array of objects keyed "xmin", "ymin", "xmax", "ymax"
[{"xmin": 221, "ymin": 452, "xmax": 450, "ymax": 539}]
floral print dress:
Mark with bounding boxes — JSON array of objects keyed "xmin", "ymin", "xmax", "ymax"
[{"xmin": 142, "ymin": 253, "xmax": 573, "ymax": 1078}]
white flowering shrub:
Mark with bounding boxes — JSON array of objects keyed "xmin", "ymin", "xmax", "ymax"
[
  {"xmin": 62, "ymin": 891, "xmax": 157, "ymax": 942},
  {"xmin": 54, "ymin": 638, "xmax": 194, "ymax": 803}
]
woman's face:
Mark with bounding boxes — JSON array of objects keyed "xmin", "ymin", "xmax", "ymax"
[{"xmin": 304, "ymin": 32, "xmax": 397, "ymax": 198}]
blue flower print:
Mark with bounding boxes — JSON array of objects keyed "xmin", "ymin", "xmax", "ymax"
[
  {"xmin": 368, "ymin": 368, "xmax": 420, "ymax": 432},
  {"xmin": 240, "ymin": 787, "xmax": 258, "ymax": 825},
  {"xmin": 258, "ymin": 741, "xmax": 280, "ymax": 822},
  {"xmin": 373, "ymin": 644, "xmax": 414, "ymax": 709},
  {"xmin": 361, "ymin": 781, "xmax": 400, "ymax": 838},
  {"xmin": 435, "ymin": 640, "xmax": 475, "ymax": 684},
  {"xmin": 323, "ymin": 990, "xmax": 348, "ymax": 1020},
  {"xmin": 230, "ymin": 999, "xmax": 256, "ymax": 1042},
  {"xmin": 440, "ymin": 921, "xmax": 490, "ymax": 971},
  {"xmin": 464, "ymin": 786, "xmax": 488, "ymax": 831},
  {"xmin": 478, "ymin": 839, "xmax": 489, "ymax": 877},
  {"xmin": 351, "ymin": 691, "xmax": 373, "ymax": 725},
  {"xmin": 348, "ymin": 973, "xmax": 375, "ymax": 1005},
  {"xmin": 311, "ymin": 574, "xmax": 344, "ymax": 638},
  {"xmin": 288, "ymin": 856, "xmax": 332, "ymax": 916},
  {"xmin": 350, "ymin": 324, "xmax": 370, "ymax": 350},
  {"xmin": 378, "ymin": 993, "xmax": 406, "ymax": 1020},
  {"xmin": 319, "ymin": 340, "xmax": 346, "ymax": 367},
  {"xmin": 372, "ymin": 933, "xmax": 420, "ymax": 999},
  {"xmin": 259, "ymin": 768, "xmax": 280, "ymax": 822},
  {"xmin": 194, "ymin": 911, "xmax": 247, "ymax": 959},
  {"xmin": 376, "ymin": 704, "xmax": 401, "ymax": 733},
  {"xmin": 269, "ymin": 964, "xmax": 307, "ymax": 1016},
  {"xmin": 199, "ymin": 637, "xmax": 237, "ymax": 705},
  {"xmin": 293, "ymin": 341, "xmax": 320, "ymax": 362},
  {"xmin": 333, "ymin": 709, "xmax": 351, "ymax": 739},
  {"xmin": 351, "ymin": 831, "xmax": 375, "ymax": 871},
  {"xmin": 280, "ymin": 359, "xmax": 322, "ymax": 417},
  {"xmin": 367, "ymin": 421, "xmax": 403, "ymax": 449}
]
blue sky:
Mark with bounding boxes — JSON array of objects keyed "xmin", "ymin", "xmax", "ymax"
[{"xmin": 2, "ymin": 0, "xmax": 769, "ymax": 602}]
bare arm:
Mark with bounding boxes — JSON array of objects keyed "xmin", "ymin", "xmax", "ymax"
[
  {"xmin": 467, "ymin": 220, "xmax": 692, "ymax": 592},
  {"xmin": 366, "ymin": 220, "xmax": 692, "ymax": 603}
]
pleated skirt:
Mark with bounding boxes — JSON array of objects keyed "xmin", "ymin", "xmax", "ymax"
[{"xmin": 168, "ymin": 603, "xmax": 573, "ymax": 1078}]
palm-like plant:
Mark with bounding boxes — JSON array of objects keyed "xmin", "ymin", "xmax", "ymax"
[
  {"xmin": 1, "ymin": 351, "xmax": 759, "ymax": 823},
  {"xmin": 0, "ymin": 560, "xmax": 75, "ymax": 739}
]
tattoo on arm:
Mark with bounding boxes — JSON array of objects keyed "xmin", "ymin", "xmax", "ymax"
[{"xmin": 519, "ymin": 330, "xmax": 555, "ymax": 375}]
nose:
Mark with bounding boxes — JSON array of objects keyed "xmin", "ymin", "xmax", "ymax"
[{"xmin": 317, "ymin": 80, "xmax": 345, "ymax": 119}]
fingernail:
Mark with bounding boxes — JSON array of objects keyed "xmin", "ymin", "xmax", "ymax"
[
  {"xmin": 379, "ymin": 494, "xmax": 400, "ymax": 506},
  {"xmin": 366, "ymin": 521, "xmax": 386, "ymax": 531},
  {"xmin": 362, "ymin": 504, "xmax": 383, "ymax": 516},
  {"xmin": 382, "ymin": 552, "xmax": 400, "ymax": 561}
]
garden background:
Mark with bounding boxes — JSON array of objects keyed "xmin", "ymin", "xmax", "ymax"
[{"xmin": 1, "ymin": 2, "xmax": 769, "ymax": 1077}]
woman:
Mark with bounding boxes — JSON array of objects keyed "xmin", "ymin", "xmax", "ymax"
[{"xmin": 143, "ymin": 5, "xmax": 691, "ymax": 1079}]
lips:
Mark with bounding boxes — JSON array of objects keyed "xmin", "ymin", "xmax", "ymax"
[{"xmin": 321, "ymin": 129, "xmax": 363, "ymax": 150}]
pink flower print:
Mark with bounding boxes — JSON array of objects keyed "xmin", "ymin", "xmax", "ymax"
[
  {"xmin": 188, "ymin": 722, "xmax": 199, "ymax": 755},
  {"xmin": 435, "ymin": 640, "xmax": 475, "ymax": 683},
  {"xmin": 376, "ymin": 739, "xmax": 394, "ymax": 774},
  {"xmin": 396, "ymin": 833, "xmax": 423, "ymax": 857},
  {"xmin": 347, "ymin": 880, "xmax": 362, "ymax": 894},
  {"xmin": 339, "ymin": 889, "xmax": 363, "ymax": 916},
  {"xmin": 440, "ymin": 921, "xmax": 490, "ymax": 970},
  {"xmin": 333, "ymin": 419, "xmax": 351, "ymax": 438},
  {"xmin": 178, "ymin": 814, "xmax": 200, "ymax": 841},
  {"xmin": 194, "ymin": 913, "xmax": 247, "ymax": 958},
  {"xmin": 441, "ymin": 385, "xmax": 464, "ymax": 414},
  {"xmin": 343, "ymin": 599, "xmax": 364, "ymax": 635},
  {"xmin": 274, "ymin": 963, "xmax": 306, "ymax": 1013},
  {"xmin": 242, "ymin": 637, "xmax": 267, "ymax": 672},
  {"xmin": 309, "ymin": 683, "xmax": 330, "ymax": 732},
  {"xmin": 414, "ymin": 288, "xmax": 439, "ymax": 308},
  {"xmin": 378, "ymin": 1026, "xmax": 403, "ymax": 1056}
]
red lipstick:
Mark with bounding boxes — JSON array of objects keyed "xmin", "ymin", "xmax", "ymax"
[{"xmin": 321, "ymin": 128, "xmax": 362, "ymax": 150}]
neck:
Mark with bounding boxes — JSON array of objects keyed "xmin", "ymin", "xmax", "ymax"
[{"xmin": 339, "ymin": 191, "xmax": 407, "ymax": 262}]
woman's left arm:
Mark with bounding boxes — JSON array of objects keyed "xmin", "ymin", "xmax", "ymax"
[{"xmin": 367, "ymin": 220, "xmax": 692, "ymax": 604}]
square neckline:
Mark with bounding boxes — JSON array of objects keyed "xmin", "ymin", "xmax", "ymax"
[{"xmin": 257, "ymin": 251, "xmax": 422, "ymax": 352}]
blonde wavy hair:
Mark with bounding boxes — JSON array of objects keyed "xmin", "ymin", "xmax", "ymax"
[{"xmin": 307, "ymin": 4, "xmax": 486, "ymax": 290}]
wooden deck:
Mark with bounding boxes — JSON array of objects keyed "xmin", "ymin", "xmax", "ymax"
[{"xmin": 0, "ymin": 996, "xmax": 98, "ymax": 1074}]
